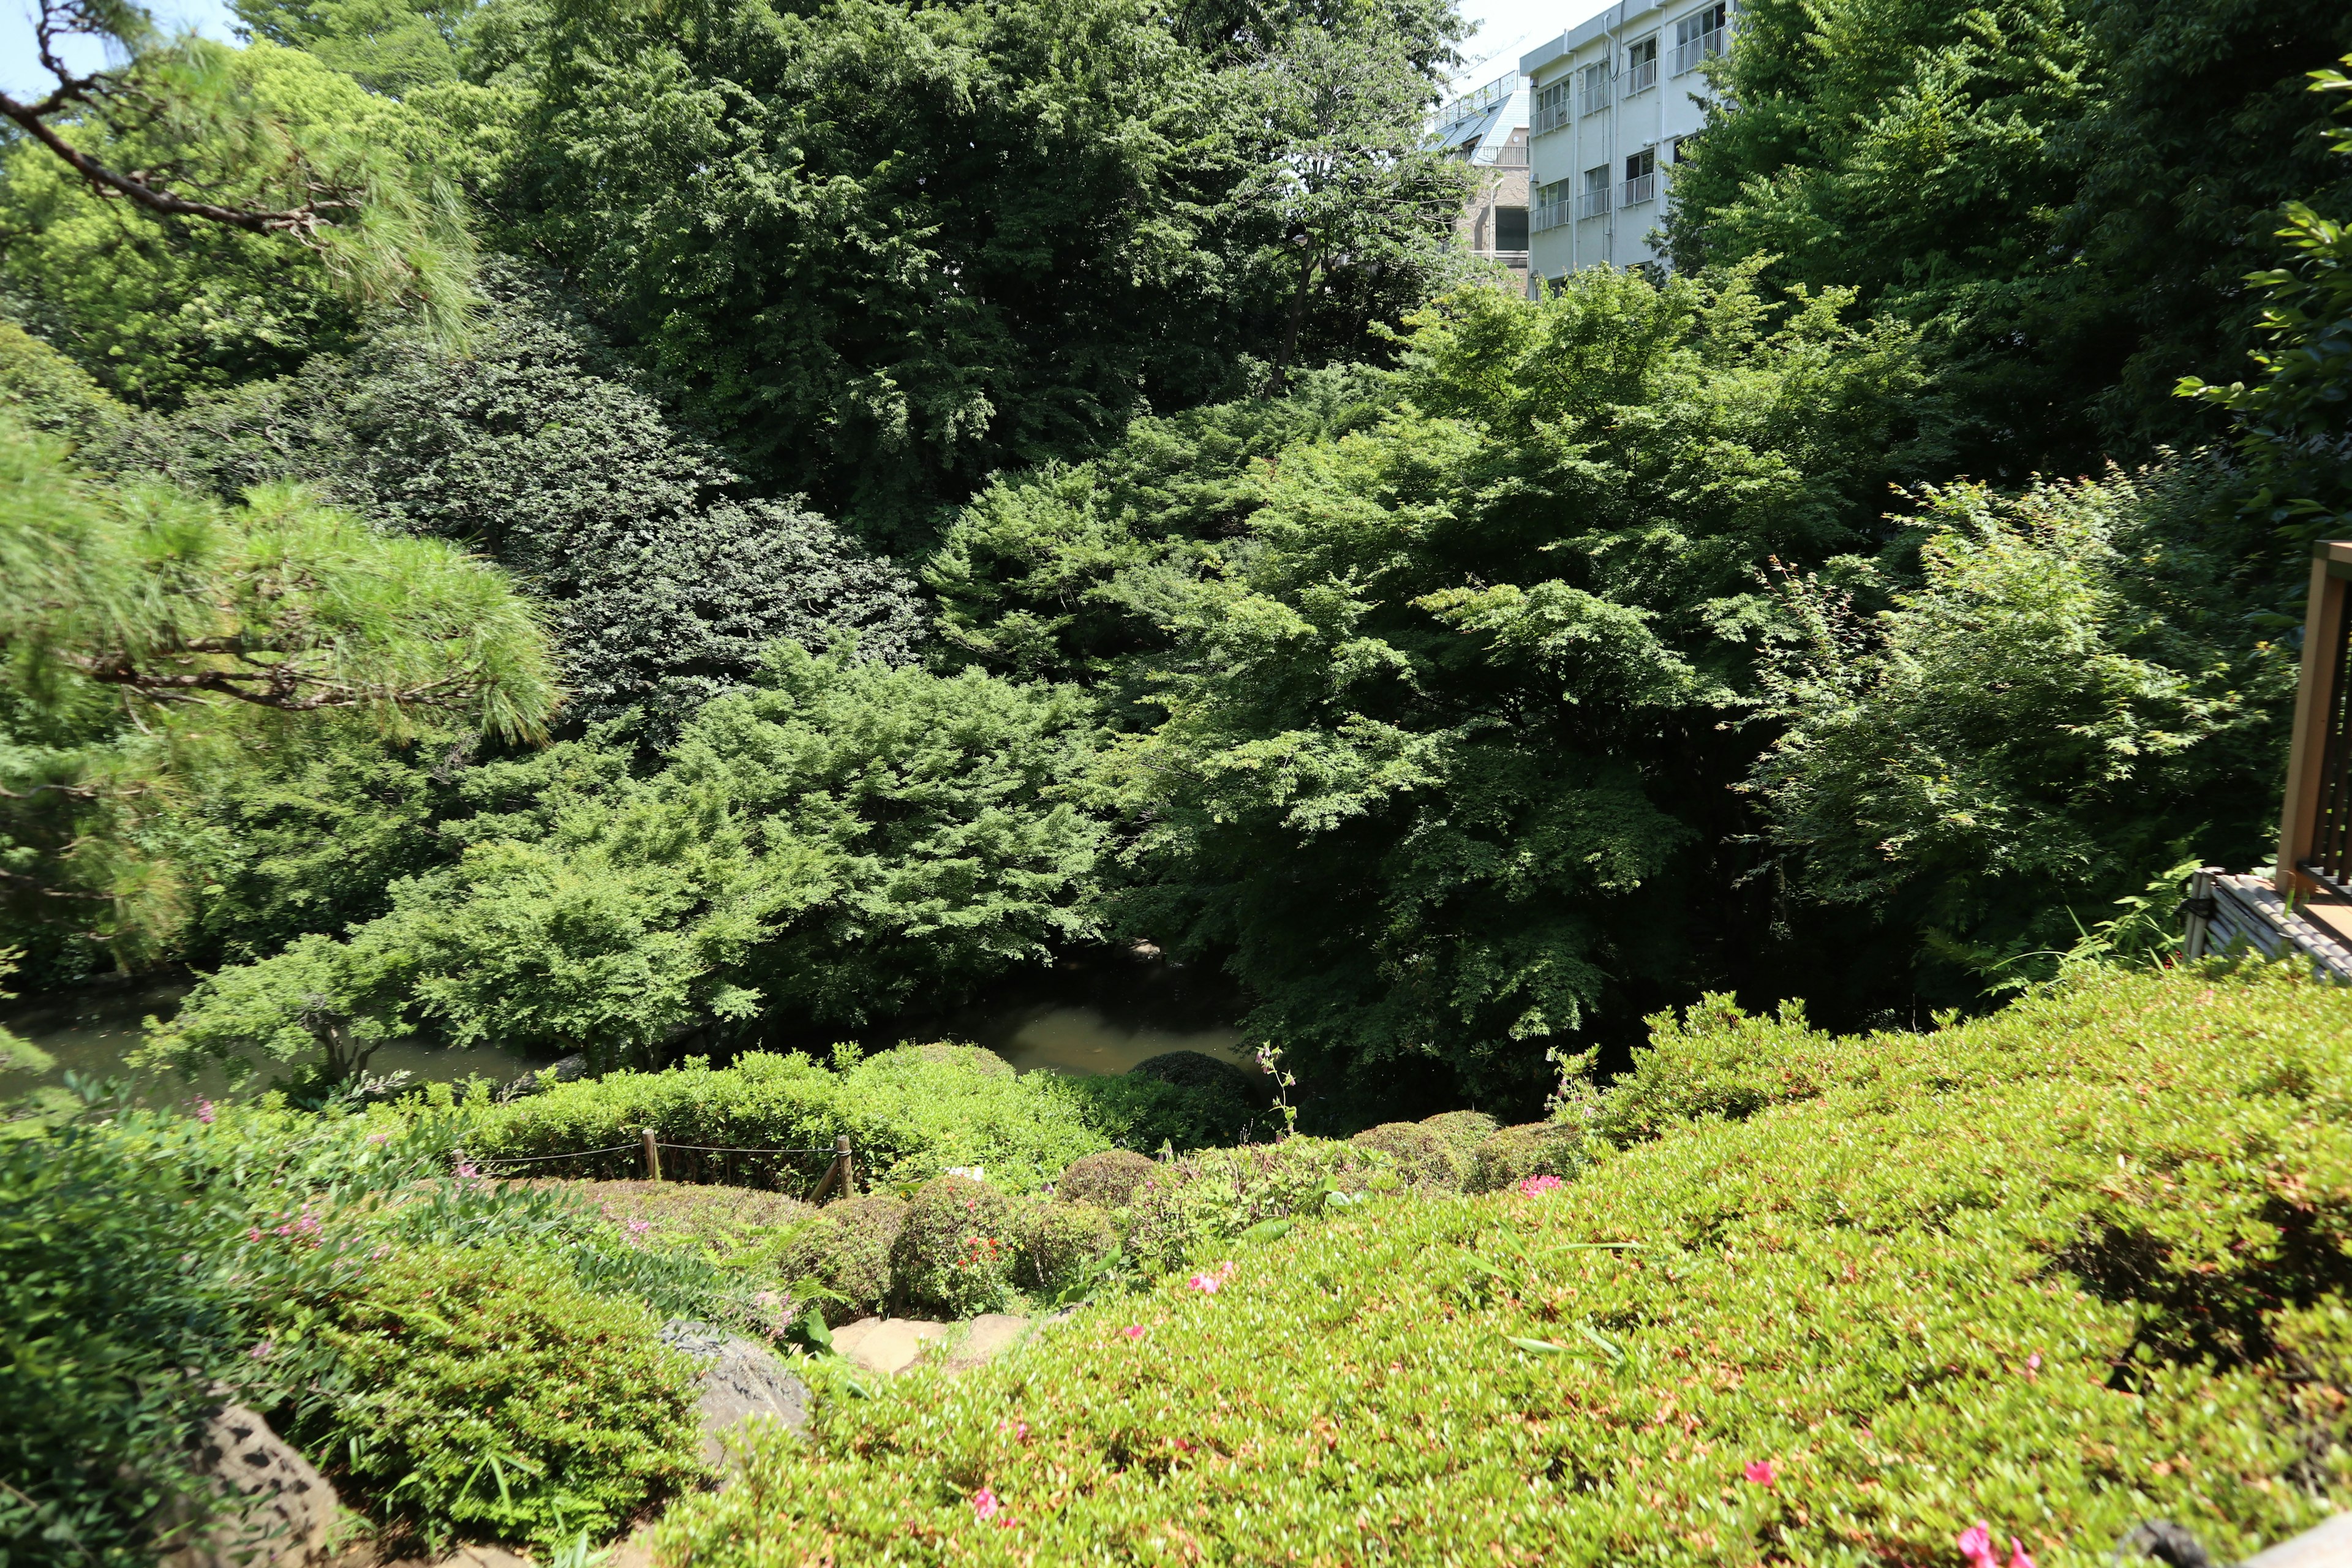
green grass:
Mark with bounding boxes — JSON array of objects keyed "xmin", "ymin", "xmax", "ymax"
[{"xmin": 653, "ymin": 963, "xmax": 2352, "ymax": 1566}]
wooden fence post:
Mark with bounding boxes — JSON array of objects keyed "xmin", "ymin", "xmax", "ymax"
[
  {"xmin": 2278, "ymin": 541, "xmax": 2352, "ymax": 893},
  {"xmin": 2183, "ymin": 866, "xmax": 2221, "ymax": 960},
  {"xmin": 641, "ymin": 1128, "xmax": 661, "ymax": 1183},
  {"xmin": 837, "ymin": 1134, "xmax": 854, "ymax": 1198}
]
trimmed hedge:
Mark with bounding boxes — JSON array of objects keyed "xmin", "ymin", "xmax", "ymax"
[
  {"xmin": 774, "ymin": 1196, "xmax": 907, "ymax": 1325},
  {"xmin": 464, "ymin": 1042, "xmax": 1251, "ymax": 1191},
  {"xmin": 894, "ymin": 1176, "xmax": 1018, "ymax": 1317},
  {"xmin": 1123, "ymin": 1137, "xmax": 1393, "ymax": 1273},
  {"xmin": 653, "ymin": 965, "xmax": 2352, "ymax": 1566},
  {"xmin": 1349, "ymin": 1121, "xmax": 1465, "ymax": 1190},
  {"xmin": 1052, "ymin": 1150, "xmax": 1158, "ymax": 1208}
]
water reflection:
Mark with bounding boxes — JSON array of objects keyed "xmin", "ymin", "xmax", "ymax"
[
  {"xmin": 0, "ymin": 974, "xmax": 550, "ymax": 1103},
  {"xmin": 968, "ymin": 1002, "xmax": 1250, "ymax": 1076}
]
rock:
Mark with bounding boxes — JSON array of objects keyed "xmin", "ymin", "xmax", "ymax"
[
  {"xmin": 158, "ymin": 1404, "xmax": 341, "ymax": 1568},
  {"xmin": 831, "ymin": 1316, "xmax": 953, "ymax": 1376},
  {"xmin": 379, "ymin": 1548, "xmax": 536, "ymax": 1568},
  {"xmin": 943, "ymin": 1314, "xmax": 1030, "ymax": 1373},
  {"xmin": 659, "ymin": 1319, "xmax": 810, "ymax": 1466}
]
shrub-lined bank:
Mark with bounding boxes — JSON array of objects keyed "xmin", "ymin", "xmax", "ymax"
[{"xmin": 657, "ymin": 963, "xmax": 2352, "ymax": 1566}]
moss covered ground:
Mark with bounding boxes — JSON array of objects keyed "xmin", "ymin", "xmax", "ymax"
[{"xmin": 654, "ymin": 965, "xmax": 2352, "ymax": 1566}]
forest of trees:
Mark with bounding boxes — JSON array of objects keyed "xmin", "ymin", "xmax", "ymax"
[{"xmin": 4, "ymin": 0, "xmax": 2351, "ymax": 1116}]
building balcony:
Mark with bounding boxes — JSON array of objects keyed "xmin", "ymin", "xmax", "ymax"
[
  {"xmin": 1577, "ymin": 189, "xmax": 1610, "ymax": 221},
  {"xmin": 1674, "ymin": 28, "xmax": 1724, "ymax": 76},
  {"xmin": 1624, "ymin": 58, "xmax": 1657, "ymax": 96},
  {"xmin": 1623, "ymin": 172, "xmax": 1656, "ymax": 206}
]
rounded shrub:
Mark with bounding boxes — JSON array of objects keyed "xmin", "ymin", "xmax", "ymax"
[
  {"xmin": 1123, "ymin": 1137, "xmax": 1390, "ymax": 1274},
  {"xmin": 772, "ymin": 1195, "xmax": 907, "ymax": 1325},
  {"xmin": 892, "ymin": 1175, "xmax": 1017, "ymax": 1318},
  {"xmin": 1467, "ymin": 1121, "xmax": 1591, "ymax": 1194},
  {"xmin": 1016, "ymin": 1202, "xmax": 1116, "ymax": 1294},
  {"xmin": 300, "ymin": 1245, "xmax": 705, "ymax": 1554},
  {"xmin": 1055, "ymin": 1149, "xmax": 1159, "ymax": 1209},
  {"xmin": 1348, "ymin": 1122, "xmax": 1464, "ymax": 1191},
  {"xmin": 905, "ymin": 1042, "xmax": 1014, "ymax": 1077},
  {"xmin": 1418, "ymin": 1110, "xmax": 1499, "ymax": 1167}
]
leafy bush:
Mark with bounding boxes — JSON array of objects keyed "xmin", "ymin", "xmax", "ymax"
[
  {"xmin": 774, "ymin": 1197, "xmax": 907, "ymax": 1326},
  {"xmin": 1415, "ymin": 1109, "xmax": 1499, "ymax": 1166},
  {"xmin": 1464, "ymin": 1121, "xmax": 1589, "ymax": 1194},
  {"xmin": 555, "ymin": 1180, "xmax": 810, "ymax": 1262},
  {"xmin": 1581, "ymin": 992, "xmax": 1850, "ymax": 1150},
  {"xmin": 295, "ymin": 1245, "xmax": 706, "ymax": 1554},
  {"xmin": 1054, "ymin": 1150, "xmax": 1159, "ymax": 1209},
  {"xmin": 893, "ymin": 1177, "xmax": 1017, "ymax": 1319},
  {"xmin": 1015, "ymin": 1203, "xmax": 1116, "ymax": 1295},
  {"xmin": 652, "ymin": 965, "xmax": 2352, "ymax": 1566},
  {"xmin": 1346, "ymin": 1121, "xmax": 1463, "ymax": 1191},
  {"xmin": 1122, "ymin": 1137, "xmax": 1392, "ymax": 1273},
  {"xmin": 468, "ymin": 1043, "xmax": 1245, "ymax": 1193}
]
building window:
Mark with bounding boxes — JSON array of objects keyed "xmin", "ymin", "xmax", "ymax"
[
  {"xmin": 1623, "ymin": 146, "xmax": 1657, "ymax": 206},
  {"xmin": 1624, "ymin": 36, "xmax": 1658, "ymax": 96},
  {"xmin": 1580, "ymin": 60, "xmax": 1613, "ymax": 117},
  {"xmin": 1534, "ymin": 179, "xmax": 1574, "ymax": 232},
  {"xmin": 1532, "ymin": 78, "xmax": 1571, "ymax": 135},
  {"xmin": 1579, "ymin": 164, "xmax": 1611, "ymax": 221},
  {"xmin": 1494, "ymin": 206, "xmax": 1529, "ymax": 251},
  {"xmin": 1674, "ymin": 2, "xmax": 1728, "ymax": 75}
]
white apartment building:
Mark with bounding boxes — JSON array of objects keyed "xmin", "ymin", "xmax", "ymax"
[
  {"xmin": 1520, "ymin": 0, "xmax": 1728, "ymax": 286},
  {"xmin": 1429, "ymin": 69, "xmax": 1533, "ymax": 289}
]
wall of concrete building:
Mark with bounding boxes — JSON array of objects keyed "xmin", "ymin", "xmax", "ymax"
[{"xmin": 1522, "ymin": 0, "xmax": 1724, "ymax": 288}]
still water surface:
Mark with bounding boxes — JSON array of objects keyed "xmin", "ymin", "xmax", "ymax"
[{"xmin": 0, "ymin": 948, "xmax": 1251, "ymax": 1102}]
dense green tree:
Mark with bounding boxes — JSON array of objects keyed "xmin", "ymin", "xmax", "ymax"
[
  {"xmin": 93, "ymin": 265, "xmax": 927, "ymax": 734},
  {"xmin": 924, "ymin": 363, "xmax": 1397, "ymax": 687},
  {"xmin": 494, "ymin": 0, "xmax": 1464, "ymax": 544},
  {"xmin": 149, "ymin": 644, "xmax": 1108, "ymax": 1082},
  {"xmin": 2184, "ymin": 62, "xmax": 2352, "ymax": 543},
  {"xmin": 0, "ymin": 413, "xmax": 557, "ymax": 970},
  {"xmin": 1666, "ymin": 0, "xmax": 2352, "ymax": 473},
  {"xmin": 1096, "ymin": 270, "xmax": 1930, "ymax": 1101},
  {"xmin": 0, "ymin": 9, "xmax": 475, "ymax": 405},
  {"xmin": 1748, "ymin": 464, "xmax": 2290, "ymax": 981}
]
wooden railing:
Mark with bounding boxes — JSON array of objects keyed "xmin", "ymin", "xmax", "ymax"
[{"xmin": 2278, "ymin": 540, "xmax": 2352, "ymax": 896}]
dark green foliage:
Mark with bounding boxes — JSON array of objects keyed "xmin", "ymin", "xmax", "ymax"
[
  {"xmin": 1014, "ymin": 1201, "xmax": 1116, "ymax": 1294},
  {"xmin": 1054, "ymin": 1150, "xmax": 1160, "ymax": 1209},
  {"xmin": 924, "ymin": 366, "xmax": 1399, "ymax": 687},
  {"xmin": 1347, "ymin": 1121, "xmax": 1463, "ymax": 1191},
  {"xmin": 499, "ymin": 0, "xmax": 1461, "ymax": 545},
  {"xmin": 115, "ymin": 266, "xmax": 927, "ymax": 735},
  {"xmin": 776, "ymin": 1196, "xmax": 908, "ymax": 1325},
  {"xmin": 2184, "ymin": 65, "xmax": 2352, "ymax": 542},
  {"xmin": 1103, "ymin": 270, "xmax": 1929, "ymax": 1100},
  {"xmin": 1130, "ymin": 1051, "xmax": 1256, "ymax": 1096},
  {"xmin": 1751, "ymin": 467, "xmax": 2292, "ymax": 982},
  {"xmin": 1580, "ymin": 992, "xmax": 1845, "ymax": 1150},
  {"xmin": 298, "ymin": 1245, "xmax": 706, "ymax": 1553},
  {"xmin": 151, "ymin": 647, "xmax": 1111, "ymax": 1077},
  {"xmin": 1666, "ymin": 0, "xmax": 2352, "ymax": 469},
  {"xmin": 893, "ymin": 1175, "xmax": 1017, "ymax": 1317}
]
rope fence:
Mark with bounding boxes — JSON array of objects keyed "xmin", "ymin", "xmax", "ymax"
[{"xmin": 468, "ymin": 1131, "xmax": 858, "ymax": 1201}]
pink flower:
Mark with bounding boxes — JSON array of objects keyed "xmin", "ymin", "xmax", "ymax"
[
  {"xmin": 246, "ymin": 1340, "xmax": 274, "ymax": 1361},
  {"xmin": 195, "ymin": 1099, "xmax": 216, "ymax": 1125},
  {"xmin": 1120, "ymin": 1325, "xmax": 1146, "ymax": 1341},
  {"xmin": 626, "ymin": 1218, "xmax": 652, "ymax": 1236},
  {"xmin": 971, "ymin": 1487, "xmax": 1000, "ymax": 1521},
  {"xmin": 368, "ymin": 1132, "xmax": 389, "ymax": 1146},
  {"xmin": 1743, "ymin": 1459, "xmax": 1776, "ymax": 1487},
  {"xmin": 2024, "ymin": 1351, "xmax": 2041, "ymax": 1376},
  {"xmin": 1187, "ymin": 1272, "xmax": 1222, "ymax": 1294},
  {"xmin": 2008, "ymin": 1539, "xmax": 2036, "ymax": 1568},
  {"xmin": 454, "ymin": 1159, "xmax": 482, "ymax": 1182},
  {"xmin": 247, "ymin": 1227, "xmax": 264, "ymax": 1243},
  {"xmin": 1958, "ymin": 1523, "xmax": 1996, "ymax": 1568},
  {"xmin": 1517, "ymin": 1174, "xmax": 1563, "ymax": 1198}
]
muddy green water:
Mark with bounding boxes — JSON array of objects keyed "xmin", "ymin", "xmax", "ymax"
[{"xmin": 0, "ymin": 948, "xmax": 1251, "ymax": 1104}]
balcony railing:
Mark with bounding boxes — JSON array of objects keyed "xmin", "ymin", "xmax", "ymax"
[
  {"xmin": 1674, "ymin": 26, "xmax": 1724, "ymax": 76},
  {"xmin": 1624, "ymin": 58, "xmax": 1657, "ymax": 96},
  {"xmin": 1532, "ymin": 93, "xmax": 1570, "ymax": 135},
  {"xmin": 1533, "ymin": 197, "xmax": 1572, "ymax": 232},
  {"xmin": 1577, "ymin": 188, "xmax": 1610, "ymax": 221},
  {"xmin": 1622, "ymin": 172, "xmax": 1657, "ymax": 206},
  {"xmin": 1580, "ymin": 74, "xmax": 1613, "ymax": 116}
]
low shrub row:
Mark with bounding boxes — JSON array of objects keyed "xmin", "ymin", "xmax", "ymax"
[
  {"xmin": 462, "ymin": 1042, "xmax": 1261, "ymax": 1191},
  {"xmin": 652, "ymin": 963, "xmax": 2352, "ymax": 1566}
]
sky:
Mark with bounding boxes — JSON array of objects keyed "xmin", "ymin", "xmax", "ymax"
[{"xmin": 3, "ymin": 0, "xmax": 1617, "ymax": 100}]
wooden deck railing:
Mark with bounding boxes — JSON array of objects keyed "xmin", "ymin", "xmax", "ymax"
[{"xmin": 2278, "ymin": 540, "xmax": 2352, "ymax": 897}]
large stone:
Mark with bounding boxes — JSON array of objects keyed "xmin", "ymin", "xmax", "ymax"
[
  {"xmin": 157, "ymin": 1404, "xmax": 340, "ymax": 1568},
  {"xmin": 831, "ymin": 1316, "xmax": 952, "ymax": 1376},
  {"xmin": 659, "ymin": 1320, "xmax": 810, "ymax": 1466}
]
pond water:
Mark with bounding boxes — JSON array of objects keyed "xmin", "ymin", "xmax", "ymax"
[{"xmin": 0, "ymin": 944, "xmax": 1252, "ymax": 1104}]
